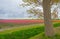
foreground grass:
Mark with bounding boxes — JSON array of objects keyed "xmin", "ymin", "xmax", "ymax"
[
  {"xmin": 29, "ymin": 22, "xmax": 60, "ymax": 39},
  {"xmin": 29, "ymin": 33, "xmax": 60, "ymax": 39},
  {"xmin": 0, "ymin": 24, "xmax": 44, "ymax": 34},
  {"xmin": 0, "ymin": 22, "xmax": 60, "ymax": 39},
  {"xmin": 0, "ymin": 26, "xmax": 44, "ymax": 39}
]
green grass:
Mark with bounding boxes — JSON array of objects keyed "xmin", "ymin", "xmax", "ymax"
[
  {"xmin": 53, "ymin": 22, "xmax": 60, "ymax": 27},
  {"xmin": 0, "ymin": 24, "xmax": 44, "ymax": 39},
  {"xmin": 0, "ymin": 27, "xmax": 44, "ymax": 39},
  {"xmin": 29, "ymin": 33, "xmax": 60, "ymax": 39},
  {"xmin": 0, "ymin": 25, "xmax": 44, "ymax": 39},
  {"xmin": 0, "ymin": 24, "xmax": 44, "ymax": 34},
  {"xmin": 0, "ymin": 22, "xmax": 60, "ymax": 39},
  {"xmin": 29, "ymin": 22, "xmax": 60, "ymax": 39}
]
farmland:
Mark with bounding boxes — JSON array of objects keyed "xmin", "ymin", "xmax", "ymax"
[
  {"xmin": 0, "ymin": 19, "xmax": 60, "ymax": 24},
  {"xmin": 0, "ymin": 19, "xmax": 44, "ymax": 29},
  {"xmin": 0, "ymin": 19, "xmax": 44, "ymax": 24},
  {"xmin": 0, "ymin": 19, "xmax": 59, "ymax": 28},
  {"xmin": 0, "ymin": 19, "xmax": 60, "ymax": 39}
]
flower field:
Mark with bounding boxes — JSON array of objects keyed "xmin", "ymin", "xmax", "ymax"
[
  {"xmin": 0, "ymin": 19, "xmax": 60, "ymax": 29},
  {"xmin": 0, "ymin": 19, "xmax": 44, "ymax": 25},
  {"xmin": 0, "ymin": 19, "xmax": 60, "ymax": 24}
]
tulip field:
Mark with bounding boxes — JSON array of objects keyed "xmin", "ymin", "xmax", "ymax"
[
  {"xmin": 0, "ymin": 19, "xmax": 60, "ymax": 24},
  {"xmin": 0, "ymin": 19, "xmax": 44, "ymax": 24}
]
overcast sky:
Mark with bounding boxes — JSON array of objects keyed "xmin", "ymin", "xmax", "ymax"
[
  {"xmin": 0, "ymin": 0, "xmax": 30, "ymax": 19},
  {"xmin": 0, "ymin": 0, "xmax": 60, "ymax": 19}
]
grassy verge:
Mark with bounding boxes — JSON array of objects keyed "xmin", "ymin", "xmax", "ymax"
[
  {"xmin": 29, "ymin": 32, "xmax": 60, "ymax": 39},
  {"xmin": 0, "ymin": 24, "xmax": 44, "ymax": 34},
  {"xmin": 0, "ymin": 22, "xmax": 60, "ymax": 39},
  {"xmin": 29, "ymin": 22, "xmax": 60, "ymax": 39},
  {"xmin": 0, "ymin": 27, "xmax": 44, "ymax": 39}
]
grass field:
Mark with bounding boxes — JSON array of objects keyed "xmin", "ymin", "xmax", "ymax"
[{"xmin": 0, "ymin": 22, "xmax": 60, "ymax": 39}]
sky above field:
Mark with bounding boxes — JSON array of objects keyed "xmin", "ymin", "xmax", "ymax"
[
  {"xmin": 0, "ymin": 0, "xmax": 60, "ymax": 19},
  {"xmin": 0, "ymin": 0, "xmax": 31, "ymax": 19}
]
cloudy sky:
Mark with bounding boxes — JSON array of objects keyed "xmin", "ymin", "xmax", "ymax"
[
  {"xmin": 0, "ymin": 0, "xmax": 30, "ymax": 19},
  {"xmin": 0, "ymin": 0, "xmax": 60, "ymax": 19}
]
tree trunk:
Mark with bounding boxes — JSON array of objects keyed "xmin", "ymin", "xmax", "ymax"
[{"xmin": 43, "ymin": 0, "xmax": 55, "ymax": 37}]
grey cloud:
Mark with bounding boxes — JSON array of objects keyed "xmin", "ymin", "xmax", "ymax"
[{"xmin": 0, "ymin": 0, "xmax": 28, "ymax": 19}]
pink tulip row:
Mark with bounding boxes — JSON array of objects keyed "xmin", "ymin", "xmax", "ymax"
[{"xmin": 0, "ymin": 19, "xmax": 44, "ymax": 24}]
